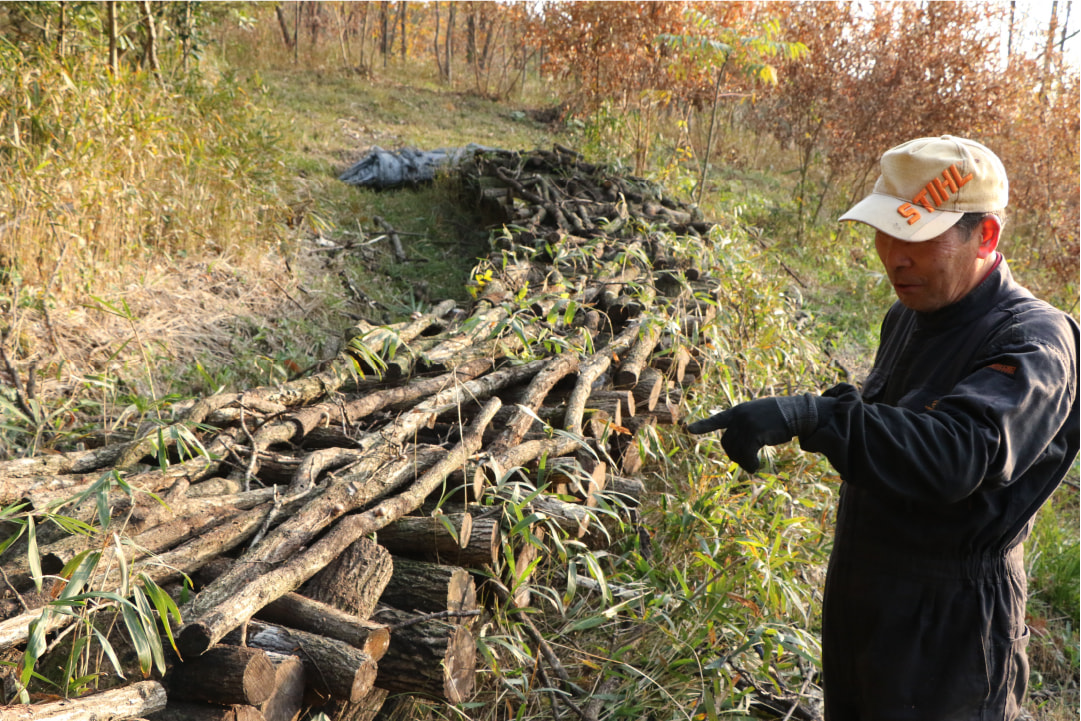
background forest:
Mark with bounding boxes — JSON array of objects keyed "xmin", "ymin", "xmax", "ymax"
[{"xmin": 0, "ymin": 2, "xmax": 1077, "ymax": 720}]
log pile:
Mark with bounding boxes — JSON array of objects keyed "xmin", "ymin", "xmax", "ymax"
[{"xmin": 0, "ymin": 146, "xmax": 721, "ymax": 719}]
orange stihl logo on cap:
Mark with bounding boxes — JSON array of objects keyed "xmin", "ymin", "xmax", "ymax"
[{"xmin": 896, "ymin": 163, "xmax": 973, "ymax": 225}]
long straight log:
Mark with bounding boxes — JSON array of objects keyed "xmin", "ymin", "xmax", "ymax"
[
  {"xmin": 176, "ymin": 398, "xmax": 501, "ymax": 657},
  {"xmin": 246, "ymin": 357, "xmax": 495, "ymax": 452},
  {"xmin": 0, "ymin": 605, "xmax": 71, "ymax": 653},
  {"xmin": 615, "ymin": 318, "xmax": 663, "ymax": 387},
  {"xmin": 3, "ymin": 488, "xmax": 280, "ymax": 583},
  {"xmin": 488, "ymin": 351, "xmax": 580, "ymax": 453},
  {"xmin": 563, "ymin": 320, "xmax": 643, "ymax": 436},
  {"xmin": 0, "ymin": 680, "xmax": 166, "ymax": 720}
]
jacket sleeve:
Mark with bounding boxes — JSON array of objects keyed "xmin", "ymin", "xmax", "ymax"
[{"xmin": 800, "ymin": 313, "xmax": 1079, "ymax": 506}]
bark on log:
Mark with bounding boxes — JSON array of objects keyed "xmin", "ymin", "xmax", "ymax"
[
  {"xmin": 563, "ymin": 320, "xmax": 643, "ymax": 436},
  {"xmin": 0, "ymin": 680, "xmax": 167, "ymax": 720},
  {"xmin": 301, "ymin": 536, "xmax": 393, "ymax": 620},
  {"xmin": 379, "ymin": 558, "xmax": 478, "ymax": 623},
  {"xmin": 377, "ymin": 511, "xmax": 499, "ymax": 568},
  {"xmin": 147, "ymin": 702, "xmax": 265, "ymax": 721},
  {"xmin": 176, "ymin": 399, "xmax": 500, "ymax": 657},
  {"xmin": 257, "ymin": 592, "xmax": 391, "ymax": 661},
  {"xmin": 225, "ymin": 620, "xmax": 378, "ymax": 703},
  {"xmin": 316, "ymin": 688, "xmax": 388, "ymax": 721},
  {"xmin": 372, "ymin": 606, "xmax": 475, "ymax": 704},
  {"xmin": 626, "ymin": 366, "xmax": 664, "ymax": 411},
  {"xmin": 615, "ymin": 320, "xmax": 662, "ymax": 387},
  {"xmin": 0, "ymin": 606, "xmax": 71, "ymax": 653},
  {"xmin": 487, "ymin": 351, "xmax": 580, "ymax": 453},
  {"xmin": 164, "ymin": 644, "xmax": 276, "ymax": 707},
  {"xmin": 257, "ymin": 653, "xmax": 304, "ymax": 721}
]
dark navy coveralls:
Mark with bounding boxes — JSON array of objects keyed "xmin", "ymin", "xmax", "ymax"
[{"xmin": 799, "ymin": 258, "xmax": 1080, "ymax": 720}]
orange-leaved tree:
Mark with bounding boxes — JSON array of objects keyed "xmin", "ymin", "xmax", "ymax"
[
  {"xmin": 756, "ymin": 1, "xmax": 1016, "ymax": 238},
  {"xmin": 539, "ymin": 1, "xmax": 799, "ymax": 176},
  {"xmin": 754, "ymin": 1, "xmax": 1077, "ymax": 305}
]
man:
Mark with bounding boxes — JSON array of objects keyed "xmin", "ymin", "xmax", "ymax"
[{"xmin": 687, "ymin": 135, "xmax": 1079, "ymax": 719}]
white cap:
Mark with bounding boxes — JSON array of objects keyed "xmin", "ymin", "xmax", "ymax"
[{"xmin": 840, "ymin": 135, "xmax": 1009, "ymax": 241}]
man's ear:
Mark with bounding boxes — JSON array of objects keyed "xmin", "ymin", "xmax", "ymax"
[{"xmin": 977, "ymin": 215, "xmax": 1001, "ymax": 259}]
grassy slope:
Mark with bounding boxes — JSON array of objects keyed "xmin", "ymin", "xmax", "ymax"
[
  {"xmin": 2, "ymin": 28, "xmax": 1075, "ymax": 717},
  {"xmin": 241, "ymin": 59, "xmax": 1080, "ymax": 720}
]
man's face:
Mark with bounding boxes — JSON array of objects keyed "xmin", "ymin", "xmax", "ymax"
[{"xmin": 874, "ymin": 224, "xmax": 985, "ymax": 313}]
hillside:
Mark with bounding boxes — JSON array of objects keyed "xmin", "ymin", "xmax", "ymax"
[{"xmin": 0, "ymin": 7, "xmax": 1077, "ymax": 720}]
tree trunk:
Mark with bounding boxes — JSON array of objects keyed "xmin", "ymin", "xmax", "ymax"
[
  {"xmin": 274, "ymin": 4, "xmax": 293, "ymax": 48},
  {"xmin": 444, "ymin": 3, "xmax": 456, "ymax": 85},
  {"xmin": 398, "ymin": 0, "xmax": 406, "ymax": 59},
  {"xmin": 106, "ymin": 1, "xmax": 119, "ymax": 73},
  {"xmin": 57, "ymin": 1, "xmax": 66, "ymax": 58},
  {"xmin": 139, "ymin": 0, "xmax": 161, "ymax": 80}
]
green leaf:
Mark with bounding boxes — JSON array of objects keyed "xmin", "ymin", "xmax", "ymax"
[
  {"xmin": 27, "ymin": 515, "xmax": 41, "ymax": 593},
  {"xmin": 121, "ymin": 601, "xmax": 153, "ymax": 676},
  {"xmin": 133, "ymin": 585, "xmax": 166, "ymax": 674},
  {"xmin": 59, "ymin": 550, "xmax": 101, "ymax": 600},
  {"xmin": 20, "ymin": 609, "xmax": 51, "ymax": 692},
  {"xmin": 140, "ymin": 574, "xmax": 183, "ymax": 654},
  {"xmin": 92, "ymin": 626, "xmax": 127, "ymax": 680}
]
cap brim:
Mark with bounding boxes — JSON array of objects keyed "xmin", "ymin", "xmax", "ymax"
[{"xmin": 840, "ymin": 193, "xmax": 963, "ymax": 242}]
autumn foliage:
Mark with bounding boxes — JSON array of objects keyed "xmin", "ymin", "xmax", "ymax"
[
  {"xmin": 753, "ymin": 1, "xmax": 1078, "ymax": 303},
  {"xmin": 1, "ymin": 1, "xmax": 1074, "ymax": 300}
]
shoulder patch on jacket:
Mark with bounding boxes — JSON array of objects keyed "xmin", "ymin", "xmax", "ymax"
[{"xmin": 988, "ymin": 362, "xmax": 1018, "ymax": 376}]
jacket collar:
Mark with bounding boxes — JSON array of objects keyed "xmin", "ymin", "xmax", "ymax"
[{"xmin": 914, "ymin": 256, "xmax": 1016, "ymax": 331}]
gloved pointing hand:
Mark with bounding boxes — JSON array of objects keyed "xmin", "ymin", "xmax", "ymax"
[{"xmin": 686, "ymin": 395, "xmax": 822, "ymax": 473}]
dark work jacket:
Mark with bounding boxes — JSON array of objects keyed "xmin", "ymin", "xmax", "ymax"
[{"xmin": 801, "ymin": 258, "xmax": 1079, "ymax": 564}]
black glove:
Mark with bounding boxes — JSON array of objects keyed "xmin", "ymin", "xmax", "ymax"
[{"xmin": 686, "ymin": 395, "xmax": 822, "ymax": 473}]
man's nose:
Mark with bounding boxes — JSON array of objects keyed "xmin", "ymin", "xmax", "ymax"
[{"xmin": 884, "ymin": 239, "xmax": 913, "ymax": 269}]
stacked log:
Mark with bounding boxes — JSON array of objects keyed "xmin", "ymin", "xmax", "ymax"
[{"xmin": 0, "ymin": 146, "xmax": 715, "ymax": 718}]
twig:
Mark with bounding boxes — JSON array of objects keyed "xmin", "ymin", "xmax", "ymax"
[
  {"xmin": 237, "ymin": 406, "xmax": 261, "ymax": 492},
  {"xmin": 247, "ymin": 486, "xmax": 284, "ymax": 550},
  {"xmin": 373, "ymin": 215, "xmax": 408, "ymax": 263},
  {"xmin": 270, "ymin": 277, "xmax": 308, "ymax": 313},
  {"xmin": 781, "ymin": 674, "xmax": 815, "ymax": 721},
  {"xmin": 0, "ymin": 343, "xmax": 35, "ymax": 422},
  {"xmin": 0, "ymin": 567, "xmax": 28, "ymax": 612},
  {"xmin": 383, "ymin": 609, "xmax": 481, "ymax": 630}
]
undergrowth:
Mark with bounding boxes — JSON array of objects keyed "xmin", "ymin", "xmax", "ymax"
[{"xmin": 0, "ymin": 10, "xmax": 1076, "ymax": 719}]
